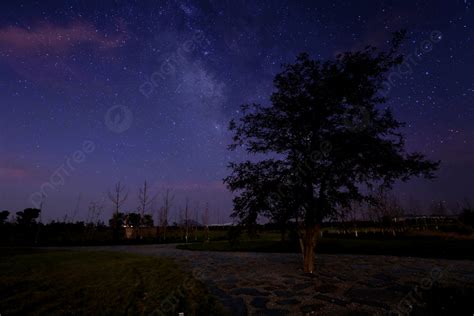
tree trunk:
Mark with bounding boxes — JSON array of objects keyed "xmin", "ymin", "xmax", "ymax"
[{"xmin": 300, "ymin": 225, "xmax": 319, "ymax": 273}]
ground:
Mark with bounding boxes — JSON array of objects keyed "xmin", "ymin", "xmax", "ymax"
[
  {"xmin": 66, "ymin": 244, "xmax": 474, "ymax": 315},
  {"xmin": 0, "ymin": 248, "xmax": 225, "ymax": 316}
]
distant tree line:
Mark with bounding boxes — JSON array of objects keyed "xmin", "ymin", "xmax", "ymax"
[
  {"xmin": 0, "ymin": 194, "xmax": 472, "ymax": 246},
  {"xmin": 0, "ymin": 180, "xmax": 218, "ymax": 245}
]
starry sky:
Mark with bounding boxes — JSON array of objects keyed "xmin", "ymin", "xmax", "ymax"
[{"xmin": 0, "ymin": 0, "xmax": 473, "ymax": 223}]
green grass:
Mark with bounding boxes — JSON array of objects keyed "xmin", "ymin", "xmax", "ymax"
[
  {"xmin": 177, "ymin": 237, "xmax": 474, "ymax": 260},
  {"xmin": 0, "ymin": 248, "xmax": 226, "ymax": 316}
]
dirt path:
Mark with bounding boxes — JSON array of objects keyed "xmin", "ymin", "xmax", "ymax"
[{"xmin": 67, "ymin": 244, "xmax": 474, "ymax": 315}]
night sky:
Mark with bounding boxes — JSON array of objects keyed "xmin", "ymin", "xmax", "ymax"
[{"xmin": 0, "ymin": 1, "xmax": 473, "ymax": 223}]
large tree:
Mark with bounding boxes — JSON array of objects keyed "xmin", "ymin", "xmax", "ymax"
[{"xmin": 224, "ymin": 32, "xmax": 439, "ymax": 273}]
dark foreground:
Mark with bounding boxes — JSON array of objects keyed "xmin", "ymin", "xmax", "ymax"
[
  {"xmin": 53, "ymin": 244, "xmax": 474, "ymax": 315},
  {"xmin": 177, "ymin": 237, "xmax": 474, "ymax": 260},
  {"xmin": 0, "ymin": 248, "xmax": 225, "ymax": 316}
]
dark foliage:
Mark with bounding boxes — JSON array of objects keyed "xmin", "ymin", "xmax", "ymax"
[
  {"xmin": 125, "ymin": 212, "xmax": 141, "ymax": 227},
  {"xmin": 108, "ymin": 212, "xmax": 125, "ymax": 228},
  {"xmin": 0, "ymin": 210, "xmax": 9, "ymax": 224},
  {"xmin": 15, "ymin": 208, "xmax": 41, "ymax": 226}
]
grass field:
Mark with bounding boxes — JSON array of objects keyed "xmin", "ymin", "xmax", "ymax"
[
  {"xmin": 177, "ymin": 237, "xmax": 474, "ymax": 260},
  {"xmin": 0, "ymin": 248, "xmax": 226, "ymax": 316}
]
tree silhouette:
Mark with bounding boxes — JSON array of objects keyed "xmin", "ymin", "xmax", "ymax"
[
  {"xmin": 183, "ymin": 197, "xmax": 190, "ymax": 243},
  {"xmin": 225, "ymin": 31, "xmax": 439, "ymax": 273},
  {"xmin": 202, "ymin": 203, "xmax": 210, "ymax": 242},
  {"xmin": 142, "ymin": 214, "xmax": 154, "ymax": 227},
  {"xmin": 0, "ymin": 210, "xmax": 10, "ymax": 224},
  {"xmin": 368, "ymin": 188, "xmax": 405, "ymax": 224},
  {"xmin": 108, "ymin": 181, "xmax": 129, "ymax": 241},
  {"xmin": 108, "ymin": 212, "xmax": 125, "ymax": 229},
  {"xmin": 125, "ymin": 212, "xmax": 141, "ymax": 228},
  {"xmin": 159, "ymin": 189, "xmax": 174, "ymax": 240},
  {"xmin": 137, "ymin": 181, "xmax": 157, "ymax": 225},
  {"xmin": 16, "ymin": 208, "xmax": 41, "ymax": 226}
]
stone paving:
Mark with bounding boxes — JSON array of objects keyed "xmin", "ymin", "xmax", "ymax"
[{"xmin": 72, "ymin": 244, "xmax": 474, "ymax": 315}]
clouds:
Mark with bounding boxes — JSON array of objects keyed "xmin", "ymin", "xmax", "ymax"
[
  {"xmin": 0, "ymin": 20, "xmax": 128, "ymax": 88},
  {"xmin": 0, "ymin": 157, "xmax": 45, "ymax": 182},
  {"xmin": 0, "ymin": 166, "xmax": 28, "ymax": 180},
  {"xmin": 0, "ymin": 20, "xmax": 126, "ymax": 55}
]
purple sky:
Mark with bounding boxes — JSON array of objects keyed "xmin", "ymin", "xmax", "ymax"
[{"xmin": 0, "ymin": 0, "xmax": 473, "ymax": 223}]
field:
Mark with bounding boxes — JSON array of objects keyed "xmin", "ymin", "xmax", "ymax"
[
  {"xmin": 0, "ymin": 248, "xmax": 225, "ymax": 316},
  {"xmin": 1, "ymin": 239, "xmax": 473, "ymax": 315},
  {"xmin": 177, "ymin": 230, "xmax": 474, "ymax": 260}
]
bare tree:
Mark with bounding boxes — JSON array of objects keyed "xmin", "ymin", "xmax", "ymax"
[
  {"xmin": 456, "ymin": 197, "xmax": 472, "ymax": 217},
  {"xmin": 34, "ymin": 193, "xmax": 46, "ymax": 245},
  {"xmin": 108, "ymin": 181, "xmax": 128, "ymax": 240},
  {"xmin": 108, "ymin": 181, "xmax": 129, "ymax": 215},
  {"xmin": 184, "ymin": 197, "xmax": 190, "ymax": 243},
  {"xmin": 178, "ymin": 207, "xmax": 184, "ymax": 240},
  {"xmin": 86, "ymin": 200, "xmax": 104, "ymax": 240},
  {"xmin": 202, "ymin": 202, "xmax": 210, "ymax": 242},
  {"xmin": 339, "ymin": 201, "xmax": 362, "ymax": 237},
  {"xmin": 430, "ymin": 200, "xmax": 448, "ymax": 217},
  {"xmin": 137, "ymin": 181, "xmax": 158, "ymax": 226},
  {"xmin": 191, "ymin": 201, "xmax": 199, "ymax": 241},
  {"xmin": 71, "ymin": 193, "xmax": 82, "ymax": 223},
  {"xmin": 407, "ymin": 196, "xmax": 422, "ymax": 216},
  {"xmin": 368, "ymin": 188, "xmax": 404, "ymax": 235},
  {"xmin": 159, "ymin": 189, "xmax": 174, "ymax": 241}
]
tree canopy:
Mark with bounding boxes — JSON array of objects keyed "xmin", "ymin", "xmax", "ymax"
[
  {"xmin": 0, "ymin": 210, "xmax": 10, "ymax": 224},
  {"xmin": 16, "ymin": 208, "xmax": 41, "ymax": 226}
]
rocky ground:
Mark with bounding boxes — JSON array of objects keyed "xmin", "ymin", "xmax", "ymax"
[{"xmin": 69, "ymin": 244, "xmax": 474, "ymax": 315}]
